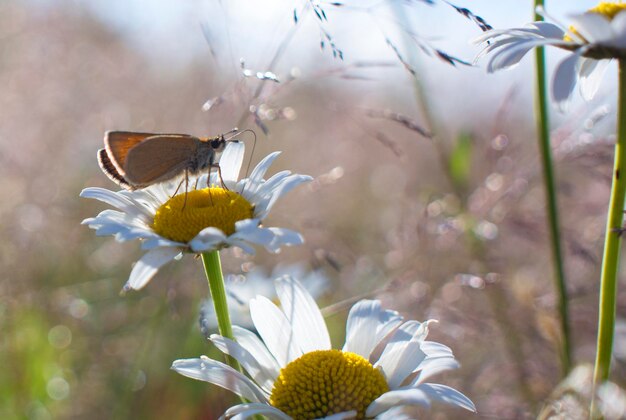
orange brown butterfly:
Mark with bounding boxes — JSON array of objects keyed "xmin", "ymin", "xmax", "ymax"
[{"xmin": 97, "ymin": 130, "xmax": 239, "ymax": 192}]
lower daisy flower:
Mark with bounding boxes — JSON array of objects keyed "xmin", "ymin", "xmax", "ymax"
[
  {"xmin": 172, "ymin": 277, "xmax": 476, "ymax": 419},
  {"xmin": 81, "ymin": 142, "xmax": 312, "ymax": 291}
]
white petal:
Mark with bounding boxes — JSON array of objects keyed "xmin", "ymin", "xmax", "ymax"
[
  {"xmin": 385, "ymin": 321, "xmax": 426, "ymax": 345},
  {"xmin": 262, "ymin": 174, "xmax": 312, "ymax": 215},
  {"xmin": 474, "ymin": 36, "xmax": 531, "ymax": 64},
  {"xmin": 83, "ymin": 210, "xmax": 152, "ymax": 239},
  {"xmin": 124, "ymin": 247, "xmax": 181, "ymax": 291},
  {"xmin": 412, "ymin": 357, "xmax": 459, "ymax": 384},
  {"xmin": 486, "ymin": 39, "xmax": 557, "ymax": 72},
  {"xmin": 231, "ymin": 220, "xmax": 275, "ymax": 245},
  {"xmin": 249, "ymin": 296, "xmax": 302, "ymax": 366},
  {"xmin": 141, "ymin": 237, "xmax": 186, "ymax": 250},
  {"xmin": 223, "ymin": 238, "xmax": 257, "ymax": 255},
  {"xmin": 232, "ymin": 326, "xmax": 281, "ymax": 381},
  {"xmin": 376, "ymin": 340, "xmax": 426, "ymax": 389},
  {"xmin": 265, "ymin": 228, "xmax": 304, "ymax": 252},
  {"xmin": 189, "ymin": 227, "xmax": 227, "ymax": 252},
  {"xmin": 579, "ymin": 58, "xmax": 610, "ymax": 101},
  {"xmin": 418, "ymin": 383, "xmax": 476, "ymax": 412},
  {"xmin": 275, "ymin": 276, "xmax": 331, "ymax": 353},
  {"xmin": 249, "ymin": 152, "xmax": 281, "ymax": 184},
  {"xmin": 221, "ymin": 141, "xmax": 246, "ymax": 183},
  {"xmin": 570, "ymin": 12, "xmax": 612, "ymax": 43},
  {"xmin": 375, "ymin": 406, "xmax": 413, "ymax": 420},
  {"xmin": 552, "ymin": 49, "xmax": 584, "ymax": 107},
  {"xmin": 529, "ymin": 21, "xmax": 566, "ymax": 39},
  {"xmin": 210, "ymin": 334, "xmax": 275, "ymax": 393},
  {"xmin": 80, "ymin": 187, "xmax": 152, "ymax": 221},
  {"xmin": 119, "ymin": 188, "xmax": 162, "ymax": 212},
  {"xmin": 366, "ymin": 389, "xmax": 430, "ymax": 417},
  {"xmin": 222, "ymin": 403, "xmax": 291, "ymax": 420},
  {"xmin": 343, "ymin": 300, "xmax": 403, "ymax": 360},
  {"xmin": 171, "ymin": 357, "xmax": 267, "ymax": 403},
  {"xmin": 610, "ymin": 11, "xmax": 626, "ymax": 48},
  {"xmin": 421, "ymin": 341, "xmax": 453, "ymax": 358}
]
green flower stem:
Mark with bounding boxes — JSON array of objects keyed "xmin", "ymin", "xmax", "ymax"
[
  {"xmin": 201, "ymin": 250, "xmax": 240, "ymax": 372},
  {"xmin": 201, "ymin": 250, "xmax": 234, "ymax": 339},
  {"xmin": 593, "ymin": 59, "xmax": 626, "ymax": 405},
  {"xmin": 534, "ymin": 0, "xmax": 572, "ymax": 375}
]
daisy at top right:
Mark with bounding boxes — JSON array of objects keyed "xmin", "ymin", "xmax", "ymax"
[{"xmin": 473, "ymin": 2, "xmax": 626, "ymax": 106}]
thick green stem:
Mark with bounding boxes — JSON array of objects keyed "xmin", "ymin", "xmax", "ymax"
[
  {"xmin": 201, "ymin": 250, "xmax": 235, "ymax": 341},
  {"xmin": 533, "ymin": 0, "xmax": 572, "ymax": 375},
  {"xmin": 592, "ymin": 59, "xmax": 626, "ymax": 415}
]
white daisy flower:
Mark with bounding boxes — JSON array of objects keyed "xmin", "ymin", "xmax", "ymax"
[
  {"xmin": 200, "ymin": 264, "xmax": 330, "ymax": 334},
  {"xmin": 81, "ymin": 142, "xmax": 312, "ymax": 292},
  {"xmin": 474, "ymin": 2, "xmax": 626, "ymax": 105},
  {"xmin": 173, "ymin": 277, "xmax": 476, "ymax": 419}
]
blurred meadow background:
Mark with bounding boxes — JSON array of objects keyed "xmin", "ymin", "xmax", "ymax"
[{"xmin": 2, "ymin": 0, "xmax": 626, "ymax": 418}]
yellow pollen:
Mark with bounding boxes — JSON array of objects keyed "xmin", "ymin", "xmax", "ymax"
[
  {"xmin": 270, "ymin": 350, "xmax": 389, "ymax": 420},
  {"xmin": 589, "ymin": 2, "xmax": 626, "ymax": 19},
  {"xmin": 565, "ymin": 2, "xmax": 626, "ymax": 41},
  {"xmin": 152, "ymin": 187, "xmax": 254, "ymax": 243}
]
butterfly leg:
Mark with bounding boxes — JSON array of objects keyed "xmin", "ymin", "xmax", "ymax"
[
  {"xmin": 182, "ymin": 170, "xmax": 190, "ymax": 211},
  {"xmin": 215, "ymin": 164, "xmax": 229, "ymax": 191},
  {"xmin": 172, "ymin": 176, "xmax": 185, "ymax": 197}
]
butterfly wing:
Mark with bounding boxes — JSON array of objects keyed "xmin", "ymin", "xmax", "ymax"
[
  {"xmin": 97, "ymin": 148, "xmax": 138, "ymax": 190},
  {"xmin": 123, "ymin": 135, "xmax": 200, "ymax": 184},
  {"xmin": 103, "ymin": 131, "xmax": 156, "ymax": 177}
]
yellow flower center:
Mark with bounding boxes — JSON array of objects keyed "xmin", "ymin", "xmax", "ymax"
[
  {"xmin": 152, "ymin": 187, "xmax": 254, "ymax": 243},
  {"xmin": 565, "ymin": 2, "xmax": 626, "ymax": 41},
  {"xmin": 589, "ymin": 2, "xmax": 626, "ymax": 19},
  {"xmin": 270, "ymin": 350, "xmax": 389, "ymax": 420}
]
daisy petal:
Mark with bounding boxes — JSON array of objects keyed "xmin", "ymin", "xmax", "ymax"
[
  {"xmin": 412, "ymin": 357, "xmax": 460, "ymax": 384},
  {"xmin": 250, "ymin": 296, "xmax": 302, "ymax": 366},
  {"xmin": 265, "ymin": 228, "xmax": 304, "ymax": 252},
  {"xmin": 210, "ymin": 334, "xmax": 275, "ymax": 393},
  {"xmin": 224, "ymin": 238, "xmax": 257, "ymax": 255},
  {"xmin": 141, "ymin": 237, "xmax": 186, "ymax": 250},
  {"xmin": 248, "ymin": 152, "xmax": 282, "ymax": 186},
  {"xmin": 487, "ymin": 38, "xmax": 561, "ymax": 72},
  {"xmin": 570, "ymin": 12, "xmax": 612, "ymax": 43},
  {"xmin": 422, "ymin": 341, "xmax": 453, "ymax": 358},
  {"xmin": 419, "ymin": 383, "xmax": 476, "ymax": 412},
  {"xmin": 610, "ymin": 11, "xmax": 626, "ymax": 48},
  {"xmin": 263, "ymin": 175, "xmax": 313, "ymax": 215},
  {"xmin": 189, "ymin": 227, "xmax": 227, "ymax": 252},
  {"xmin": 343, "ymin": 300, "xmax": 403, "ymax": 360},
  {"xmin": 80, "ymin": 187, "xmax": 152, "ymax": 221},
  {"xmin": 552, "ymin": 49, "xmax": 584, "ymax": 106},
  {"xmin": 171, "ymin": 357, "xmax": 267, "ymax": 403},
  {"xmin": 231, "ymin": 220, "xmax": 275, "ymax": 245},
  {"xmin": 221, "ymin": 403, "xmax": 291, "ymax": 420},
  {"xmin": 232, "ymin": 326, "xmax": 281, "ymax": 381},
  {"xmin": 579, "ymin": 57, "xmax": 610, "ymax": 100},
  {"xmin": 375, "ymin": 406, "xmax": 414, "ymax": 420},
  {"xmin": 366, "ymin": 389, "xmax": 431, "ymax": 417},
  {"xmin": 124, "ymin": 247, "xmax": 181, "ymax": 291},
  {"xmin": 275, "ymin": 276, "xmax": 331, "ymax": 353},
  {"xmin": 221, "ymin": 141, "xmax": 246, "ymax": 183},
  {"xmin": 529, "ymin": 21, "xmax": 566, "ymax": 39},
  {"xmin": 376, "ymin": 340, "xmax": 426, "ymax": 389}
]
